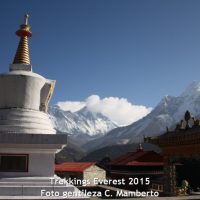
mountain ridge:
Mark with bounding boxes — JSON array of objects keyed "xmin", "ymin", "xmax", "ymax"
[
  {"xmin": 48, "ymin": 105, "xmax": 118, "ymax": 141},
  {"xmin": 82, "ymin": 81, "xmax": 200, "ymax": 152}
]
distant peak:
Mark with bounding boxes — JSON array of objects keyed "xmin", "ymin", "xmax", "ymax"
[
  {"xmin": 76, "ymin": 106, "xmax": 107, "ymax": 119},
  {"xmin": 181, "ymin": 81, "xmax": 200, "ymax": 97},
  {"xmin": 158, "ymin": 95, "xmax": 174, "ymax": 106},
  {"xmin": 163, "ymin": 95, "xmax": 172, "ymax": 100}
]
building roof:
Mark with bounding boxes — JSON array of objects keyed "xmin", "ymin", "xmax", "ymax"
[
  {"xmin": 127, "ymin": 161, "xmax": 163, "ymax": 166},
  {"xmin": 55, "ymin": 162, "xmax": 96, "ymax": 172},
  {"xmin": 109, "ymin": 149, "xmax": 163, "ymax": 166}
]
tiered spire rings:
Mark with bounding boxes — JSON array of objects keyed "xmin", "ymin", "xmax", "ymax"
[{"xmin": 13, "ymin": 14, "xmax": 32, "ymax": 65}]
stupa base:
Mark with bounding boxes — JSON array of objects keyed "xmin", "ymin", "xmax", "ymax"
[{"xmin": 0, "ymin": 176, "xmax": 89, "ymax": 199}]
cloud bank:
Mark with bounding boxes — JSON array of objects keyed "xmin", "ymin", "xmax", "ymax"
[
  {"xmin": 57, "ymin": 101, "xmax": 85, "ymax": 112},
  {"xmin": 57, "ymin": 95, "xmax": 152, "ymax": 126}
]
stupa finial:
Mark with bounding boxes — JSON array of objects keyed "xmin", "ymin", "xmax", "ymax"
[
  {"xmin": 12, "ymin": 14, "xmax": 32, "ymax": 65},
  {"xmin": 24, "ymin": 14, "xmax": 29, "ymax": 25}
]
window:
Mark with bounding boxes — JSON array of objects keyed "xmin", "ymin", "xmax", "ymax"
[{"xmin": 0, "ymin": 154, "xmax": 28, "ymax": 172}]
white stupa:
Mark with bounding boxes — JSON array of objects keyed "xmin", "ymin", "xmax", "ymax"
[{"xmin": 0, "ymin": 15, "xmax": 88, "ymax": 199}]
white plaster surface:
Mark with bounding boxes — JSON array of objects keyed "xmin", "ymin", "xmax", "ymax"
[
  {"xmin": 0, "ymin": 73, "xmax": 45, "ymax": 110},
  {"xmin": 0, "ymin": 69, "xmax": 55, "ymax": 112},
  {"xmin": 0, "ymin": 177, "xmax": 89, "ymax": 199},
  {"xmin": 0, "ymin": 65, "xmax": 87, "ymax": 199},
  {"xmin": 9, "ymin": 64, "xmax": 32, "ymax": 71},
  {"xmin": 0, "ymin": 108, "xmax": 56, "ymax": 134}
]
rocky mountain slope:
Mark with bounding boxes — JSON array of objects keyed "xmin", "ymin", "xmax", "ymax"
[
  {"xmin": 48, "ymin": 106, "xmax": 118, "ymax": 145},
  {"xmin": 83, "ymin": 81, "xmax": 200, "ymax": 152}
]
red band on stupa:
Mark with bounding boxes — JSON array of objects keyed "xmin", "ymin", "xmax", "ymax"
[{"xmin": 16, "ymin": 30, "xmax": 32, "ymax": 37}]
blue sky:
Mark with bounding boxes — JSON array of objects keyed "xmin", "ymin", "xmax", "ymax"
[{"xmin": 1, "ymin": 0, "xmax": 200, "ymax": 109}]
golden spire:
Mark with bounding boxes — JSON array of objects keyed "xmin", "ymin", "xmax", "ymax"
[{"xmin": 13, "ymin": 14, "xmax": 32, "ymax": 65}]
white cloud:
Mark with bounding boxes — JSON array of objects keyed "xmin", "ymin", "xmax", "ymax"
[
  {"xmin": 57, "ymin": 95, "xmax": 152, "ymax": 126},
  {"xmin": 57, "ymin": 101, "xmax": 85, "ymax": 112}
]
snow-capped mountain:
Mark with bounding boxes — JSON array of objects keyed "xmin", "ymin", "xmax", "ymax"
[
  {"xmin": 83, "ymin": 81, "xmax": 200, "ymax": 151},
  {"xmin": 48, "ymin": 106, "xmax": 118, "ymax": 137}
]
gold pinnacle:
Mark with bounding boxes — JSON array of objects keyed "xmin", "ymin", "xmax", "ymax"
[{"xmin": 13, "ymin": 15, "xmax": 32, "ymax": 65}]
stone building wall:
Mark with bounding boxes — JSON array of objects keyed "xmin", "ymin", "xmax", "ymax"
[{"xmin": 83, "ymin": 165, "xmax": 106, "ymax": 186}]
